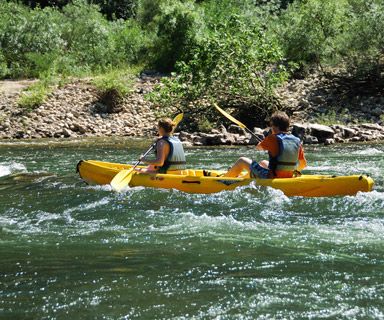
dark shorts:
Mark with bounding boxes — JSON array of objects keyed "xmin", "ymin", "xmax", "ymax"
[{"xmin": 250, "ymin": 161, "xmax": 270, "ymax": 179}]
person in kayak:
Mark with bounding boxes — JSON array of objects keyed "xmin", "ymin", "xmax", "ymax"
[
  {"xmin": 224, "ymin": 111, "xmax": 307, "ymax": 178},
  {"xmin": 139, "ymin": 118, "xmax": 186, "ymax": 173}
]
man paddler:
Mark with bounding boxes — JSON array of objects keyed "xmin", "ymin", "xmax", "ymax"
[
  {"xmin": 140, "ymin": 118, "xmax": 186, "ymax": 173},
  {"xmin": 224, "ymin": 111, "xmax": 307, "ymax": 178}
]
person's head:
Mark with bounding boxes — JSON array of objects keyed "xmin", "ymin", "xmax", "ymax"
[
  {"xmin": 270, "ymin": 111, "xmax": 290, "ymax": 133},
  {"xmin": 158, "ymin": 118, "xmax": 175, "ymax": 136}
]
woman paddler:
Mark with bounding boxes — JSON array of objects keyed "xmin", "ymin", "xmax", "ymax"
[{"xmin": 139, "ymin": 118, "xmax": 186, "ymax": 173}]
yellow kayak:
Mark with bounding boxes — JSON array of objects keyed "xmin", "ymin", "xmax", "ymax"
[{"xmin": 76, "ymin": 160, "xmax": 374, "ymax": 197}]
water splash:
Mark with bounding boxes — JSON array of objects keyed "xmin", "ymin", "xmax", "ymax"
[{"xmin": 0, "ymin": 162, "xmax": 26, "ymax": 177}]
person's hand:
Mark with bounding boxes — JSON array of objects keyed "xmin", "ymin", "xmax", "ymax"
[
  {"xmin": 139, "ymin": 155, "xmax": 146, "ymax": 162},
  {"xmin": 263, "ymin": 128, "xmax": 272, "ymax": 138}
]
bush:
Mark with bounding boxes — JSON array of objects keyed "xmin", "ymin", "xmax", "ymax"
[
  {"xmin": 17, "ymin": 81, "xmax": 50, "ymax": 110},
  {"xmin": 0, "ymin": 0, "xmax": 150, "ymax": 78},
  {"xmin": 275, "ymin": 0, "xmax": 345, "ymax": 68},
  {"xmin": 19, "ymin": 0, "xmax": 138, "ymax": 20},
  {"xmin": 92, "ymin": 68, "xmax": 137, "ymax": 113},
  {"xmin": 0, "ymin": 2, "xmax": 64, "ymax": 77},
  {"xmin": 339, "ymin": 0, "xmax": 384, "ymax": 80},
  {"xmin": 150, "ymin": 0, "xmax": 202, "ymax": 72},
  {"xmin": 151, "ymin": 14, "xmax": 288, "ymax": 129}
]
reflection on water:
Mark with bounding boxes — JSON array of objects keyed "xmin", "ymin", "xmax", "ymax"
[{"xmin": 0, "ymin": 139, "xmax": 383, "ymax": 318}]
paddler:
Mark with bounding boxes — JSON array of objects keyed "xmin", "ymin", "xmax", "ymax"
[
  {"xmin": 139, "ymin": 118, "xmax": 187, "ymax": 173},
  {"xmin": 224, "ymin": 111, "xmax": 307, "ymax": 178}
]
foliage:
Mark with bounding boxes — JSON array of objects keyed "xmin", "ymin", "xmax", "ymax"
[
  {"xmin": 150, "ymin": 0, "xmax": 202, "ymax": 72},
  {"xmin": 275, "ymin": 0, "xmax": 346, "ymax": 67},
  {"xmin": 92, "ymin": 68, "xmax": 137, "ymax": 96},
  {"xmin": 151, "ymin": 15, "xmax": 289, "ymax": 129},
  {"xmin": 92, "ymin": 68, "xmax": 138, "ymax": 113},
  {"xmin": 18, "ymin": 0, "xmax": 138, "ymax": 19},
  {"xmin": 17, "ymin": 80, "xmax": 50, "ymax": 110},
  {"xmin": 339, "ymin": 0, "xmax": 384, "ymax": 80},
  {"xmin": 275, "ymin": 0, "xmax": 384, "ymax": 80},
  {"xmin": 0, "ymin": 0, "xmax": 150, "ymax": 78},
  {"xmin": 2, "ymin": 0, "xmax": 384, "ymax": 126}
]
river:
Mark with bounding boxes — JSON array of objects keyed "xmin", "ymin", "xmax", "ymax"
[{"xmin": 0, "ymin": 139, "xmax": 383, "ymax": 319}]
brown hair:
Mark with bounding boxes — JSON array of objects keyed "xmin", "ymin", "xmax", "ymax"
[
  {"xmin": 270, "ymin": 111, "xmax": 290, "ymax": 131},
  {"xmin": 158, "ymin": 118, "xmax": 175, "ymax": 133}
]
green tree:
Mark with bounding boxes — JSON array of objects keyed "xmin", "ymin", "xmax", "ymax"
[{"xmin": 151, "ymin": 15, "xmax": 288, "ymax": 129}]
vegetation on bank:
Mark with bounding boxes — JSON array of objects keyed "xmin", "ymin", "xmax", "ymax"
[{"xmin": 1, "ymin": 0, "xmax": 383, "ymax": 126}]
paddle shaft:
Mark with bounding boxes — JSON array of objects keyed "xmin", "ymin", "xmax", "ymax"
[
  {"xmin": 243, "ymin": 127, "xmax": 262, "ymax": 143},
  {"xmin": 213, "ymin": 103, "xmax": 262, "ymax": 143},
  {"xmin": 130, "ymin": 142, "xmax": 156, "ymax": 172}
]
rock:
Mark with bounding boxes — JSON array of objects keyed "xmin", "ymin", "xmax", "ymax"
[
  {"xmin": 248, "ymin": 127, "xmax": 264, "ymax": 145},
  {"xmin": 335, "ymin": 136, "xmax": 345, "ymax": 143},
  {"xmin": 178, "ymin": 131, "xmax": 192, "ymax": 141},
  {"xmin": 299, "ymin": 98, "xmax": 310, "ymax": 108},
  {"xmin": 311, "ymin": 95, "xmax": 326, "ymax": 105},
  {"xmin": 291, "ymin": 123, "xmax": 307, "ymax": 140},
  {"xmin": 341, "ymin": 126, "xmax": 356, "ymax": 138},
  {"xmin": 304, "ymin": 135, "xmax": 319, "ymax": 144},
  {"xmin": 360, "ymin": 123, "xmax": 383, "ymax": 131},
  {"xmin": 227, "ymin": 124, "xmax": 245, "ymax": 135},
  {"xmin": 219, "ymin": 124, "xmax": 227, "ymax": 135},
  {"xmin": 308, "ymin": 124, "xmax": 335, "ymax": 142},
  {"xmin": 182, "ymin": 141, "xmax": 193, "ymax": 147}
]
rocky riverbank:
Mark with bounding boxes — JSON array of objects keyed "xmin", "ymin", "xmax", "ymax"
[
  {"xmin": 176, "ymin": 122, "xmax": 384, "ymax": 147},
  {"xmin": 0, "ymin": 76, "xmax": 160, "ymax": 139},
  {"xmin": 0, "ymin": 72, "xmax": 383, "ymax": 145}
]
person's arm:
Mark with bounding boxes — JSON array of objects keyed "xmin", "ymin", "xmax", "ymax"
[
  {"xmin": 256, "ymin": 135, "xmax": 271, "ymax": 151},
  {"xmin": 140, "ymin": 140, "xmax": 169, "ymax": 166},
  {"xmin": 297, "ymin": 145, "xmax": 307, "ymax": 171}
]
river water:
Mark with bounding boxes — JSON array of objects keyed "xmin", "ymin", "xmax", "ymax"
[{"xmin": 0, "ymin": 139, "xmax": 383, "ymax": 319}]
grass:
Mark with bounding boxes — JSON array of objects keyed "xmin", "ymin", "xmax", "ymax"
[
  {"xmin": 17, "ymin": 81, "xmax": 50, "ymax": 110},
  {"xmin": 91, "ymin": 67, "xmax": 141, "ymax": 97}
]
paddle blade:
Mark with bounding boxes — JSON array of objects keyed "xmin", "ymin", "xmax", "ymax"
[
  {"xmin": 110, "ymin": 168, "xmax": 134, "ymax": 192},
  {"xmin": 214, "ymin": 103, "xmax": 246, "ymax": 129},
  {"xmin": 173, "ymin": 113, "xmax": 184, "ymax": 126}
]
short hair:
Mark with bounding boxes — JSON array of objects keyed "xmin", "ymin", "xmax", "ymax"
[
  {"xmin": 270, "ymin": 111, "xmax": 290, "ymax": 131},
  {"xmin": 158, "ymin": 118, "xmax": 175, "ymax": 133}
]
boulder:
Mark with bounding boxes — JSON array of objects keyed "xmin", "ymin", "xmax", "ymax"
[
  {"xmin": 308, "ymin": 124, "xmax": 335, "ymax": 142},
  {"xmin": 291, "ymin": 123, "xmax": 307, "ymax": 140},
  {"xmin": 304, "ymin": 135, "xmax": 319, "ymax": 144},
  {"xmin": 248, "ymin": 127, "xmax": 264, "ymax": 145},
  {"xmin": 324, "ymin": 138, "xmax": 335, "ymax": 145},
  {"xmin": 340, "ymin": 126, "xmax": 356, "ymax": 138},
  {"xmin": 360, "ymin": 123, "xmax": 383, "ymax": 131},
  {"xmin": 227, "ymin": 124, "xmax": 245, "ymax": 135}
]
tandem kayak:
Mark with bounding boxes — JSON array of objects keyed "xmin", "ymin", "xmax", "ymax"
[{"xmin": 76, "ymin": 160, "xmax": 374, "ymax": 197}]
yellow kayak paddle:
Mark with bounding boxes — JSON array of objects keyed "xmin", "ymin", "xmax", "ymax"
[
  {"xmin": 213, "ymin": 103, "xmax": 262, "ymax": 142},
  {"xmin": 110, "ymin": 113, "xmax": 184, "ymax": 192}
]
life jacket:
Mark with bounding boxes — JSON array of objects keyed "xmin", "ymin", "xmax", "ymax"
[
  {"xmin": 269, "ymin": 133, "xmax": 300, "ymax": 176},
  {"xmin": 156, "ymin": 136, "xmax": 186, "ymax": 173}
]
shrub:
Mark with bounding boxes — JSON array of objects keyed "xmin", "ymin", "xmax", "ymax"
[
  {"xmin": 338, "ymin": 0, "xmax": 384, "ymax": 80},
  {"xmin": 0, "ymin": 0, "xmax": 150, "ymax": 78},
  {"xmin": 92, "ymin": 68, "xmax": 137, "ymax": 113},
  {"xmin": 150, "ymin": 0, "xmax": 202, "ymax": 72},
  {"xmin": 17, "ymin": 81, "xmax": 49, "ymax": 110},
  {"xmin": 275, "ymin": 0, "xmax": 346, "ymax": 68},
  {"xmin": 150, "ymin": 14, "xmax": 288, "ymax": 129}
]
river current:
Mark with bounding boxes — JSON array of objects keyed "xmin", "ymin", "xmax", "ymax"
[{"xmin": 0, "ymin": 138, "xmax": 383, "ymax": 319}]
